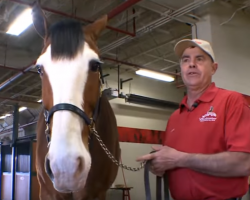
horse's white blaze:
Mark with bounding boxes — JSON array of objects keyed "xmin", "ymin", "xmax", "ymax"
[{"xmin": 36, "ymin": 42, "xmax": 99, "ymax": 189}]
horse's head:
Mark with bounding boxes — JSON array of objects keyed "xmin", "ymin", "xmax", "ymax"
[{"xmin": 32, "ymin": 2, "xmax": 107, "ymax": 193}]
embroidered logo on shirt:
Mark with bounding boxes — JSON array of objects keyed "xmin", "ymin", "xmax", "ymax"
[
  {"xmin": 170, "ymin": 128, "xmax": 175, "ymax": 133},
  {"xmin": 199, "ymin": 106, "xmax": 217, "ymax": 122}
]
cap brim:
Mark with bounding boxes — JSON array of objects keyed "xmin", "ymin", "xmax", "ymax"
[{"xmin": 174, "ymin": 39, "xmax": 201, "ymax": 59}]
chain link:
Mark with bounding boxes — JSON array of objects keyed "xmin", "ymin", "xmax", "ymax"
[{"xmin": 91, "ymin": 129, "xmax": 146, "ymax": 172}]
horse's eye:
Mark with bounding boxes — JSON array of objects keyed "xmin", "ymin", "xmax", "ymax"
[
  {"xmin": 36, "ymin": 64, "xmax": 44, "ymax": 75},
  {"xmin": 89, "ymin": 60, "xmax": 100, "ymax": 72}
]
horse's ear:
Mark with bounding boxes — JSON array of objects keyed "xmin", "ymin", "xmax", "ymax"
[
  {"xmin": 84, "ymin": 15, "xmax": 108, "ymax": 41},
  {"xmin": 31, "ymin": 1, "xmax": 48, "ymax": 39}
]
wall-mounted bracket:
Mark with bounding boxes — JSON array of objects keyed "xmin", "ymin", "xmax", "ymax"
[
  {"xmin": 120, "ymin": 78, "xmax": 133, "ymax": 90},
  {"xmin": 101, "ymin": 74, "xmax": 110, "ymax": 79}
]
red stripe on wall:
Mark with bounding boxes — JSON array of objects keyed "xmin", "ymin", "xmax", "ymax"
[
  {"xmin": 118, "ymin": 127, "xmax": 165, "ymax": 144},
  {"xmin": 117, "ymin": 94, "xmax": 250, "ymax": 145}
]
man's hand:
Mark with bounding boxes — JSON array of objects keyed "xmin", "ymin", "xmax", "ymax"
[
  {"xmin": 136, "ymin": 145, "xmax": 186, "ymax": 176},
  {"xmin": 137, "ymin": 145, "xmax": 250, "ymax": 178}
]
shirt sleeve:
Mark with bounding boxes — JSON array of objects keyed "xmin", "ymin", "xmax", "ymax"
[{"xmin": 225, "ymin": 92, "xmax": 250, "ymax": 153}]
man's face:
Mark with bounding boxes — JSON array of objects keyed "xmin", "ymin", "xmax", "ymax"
[{"xmin": 180, "ymin": 46, "xmax": 218, "ymax": 89}]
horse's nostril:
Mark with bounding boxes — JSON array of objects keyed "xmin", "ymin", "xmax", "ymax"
[
  {"xmin": 45, "ymin": 156, "xmax": 54, "ymax": 181},
  {"xmin": 75, "ymin": 157, "xmax": 84, "ymax": 177}
]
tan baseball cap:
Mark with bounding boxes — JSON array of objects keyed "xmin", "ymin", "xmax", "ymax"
[{"xmin": 174, "ymin": 39, "xmax": 215, "ymax": 62}]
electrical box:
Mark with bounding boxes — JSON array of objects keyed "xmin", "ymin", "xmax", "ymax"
[{"xmin": 102, "ymin": 88, "xmax": 119, "ymax": 100}]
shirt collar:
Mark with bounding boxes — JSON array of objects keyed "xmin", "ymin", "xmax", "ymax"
[{"xmin": 179, "ymin": 82, "xmax": 219, "ymax": 112}]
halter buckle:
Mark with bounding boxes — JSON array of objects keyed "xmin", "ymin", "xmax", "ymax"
[
  {"xmin": 45, "ymin": 123, "xmax": 51, "ymax": 145},
  {"xmin": 88, "ymin": 118, "xmax": 95, "ymax": 132}
]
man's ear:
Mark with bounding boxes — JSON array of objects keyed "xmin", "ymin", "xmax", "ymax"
[
  {"xmin": 84, "ymin": 15, "xmax": 108, "ymax": 42},
  {"xmin": 211, "ymin": 62, "xmax": 218, "ymax": 75},
  {"xmin": 31, "ymin": 0, "xmax": 49, "ymax": 39}
]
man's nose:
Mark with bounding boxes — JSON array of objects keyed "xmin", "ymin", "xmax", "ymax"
[{"xmin": 189, "ymin": 63, "xmax": 196, "ymax": 68}]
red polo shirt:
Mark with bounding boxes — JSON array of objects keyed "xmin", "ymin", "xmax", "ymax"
[{"xmin": 164, "ymin": 82, "xmax": 250, "ymax": 200}]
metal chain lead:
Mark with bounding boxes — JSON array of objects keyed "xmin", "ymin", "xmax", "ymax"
[{"xmin": 91, "ymin": 129, "xmax": 146, "ymax": 171}]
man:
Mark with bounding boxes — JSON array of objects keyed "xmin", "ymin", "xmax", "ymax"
[{"xmin": 137, "ymin": 39, "xmax": 250, "ymax": 200}]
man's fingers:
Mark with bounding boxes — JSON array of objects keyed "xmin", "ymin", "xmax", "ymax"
[
  {"xmin": 150, "ymin": 167, "xmax": 164, "ymax": 177},
  {"xmin": 152, "ymin": 145, "xmax": 163, "ymax": 151},
  {"xmin": 136, "ymin": 153, "xmax": 155, "ymax": 162}
]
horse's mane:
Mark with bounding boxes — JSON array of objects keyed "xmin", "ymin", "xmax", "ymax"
[
  {"xmin": 95, "ymin": 93, "xmax": 119, "ymax": 141},
  {"xmin": 48, "ymin": 19, "xmax": 84, "ymax": 60},
  {"xmin": 84, "ymin": 93, "xmax": 120, "ymax": 192}
]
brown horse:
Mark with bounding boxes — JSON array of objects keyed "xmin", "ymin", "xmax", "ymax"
[{"xmin": 31, "ymin": 2, "xmax": 121, "ymax": 200}]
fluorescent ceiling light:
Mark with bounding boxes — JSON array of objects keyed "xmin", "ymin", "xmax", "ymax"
[
  {"xmin": 19, "ymin": 107, "xmax": 27, "ymax": 112},
  {"xmin": 0, "ymin": 114, "xmax": 11, "ymax": 119},
  {"xmin": 37, "ymin": 99, "xmax": 42, "ymax": 102},
  {"xmin": 135, "ymin": 69, "xmax": 175, "ymax": 82},
  {"xmin": 6, "ymin": 8, "xmax": 32, "ymax": 36}
]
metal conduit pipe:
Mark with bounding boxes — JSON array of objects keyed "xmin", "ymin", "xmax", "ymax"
[
  {"xmin": 0, "ymin": 64, "xmax": 37, "ymax": 74},
  {"xmin": 0, "ymin": 96, "xmax": 41, "ymax": 105},
  {"xmin": 0, "ymin": 120, "xmax": 39, "ymax": 135},
  {"xmin": 8, "ymin": 0, "xmax": 141, "ymax": 37},
  {"xmin": 101, "ymin": 0, "xmax": 212, "ymax": 53},
  {"xmin": 0, "ymin": 61, "xmax": 36, "ymax": 91},
  {"xmin": 101, "ymin": 56, "xmax": 181, "ymax": 77},
  {"xmin": 0, "ymin": 74, "xmax": 33, "ymax": 95},
  {"xmin": 100, "ymin": 0, "xmax": 214, "ymax": 54},
  {"xmin": 0, "ymin": 82, "xmax": 41, "ymax": 106}
]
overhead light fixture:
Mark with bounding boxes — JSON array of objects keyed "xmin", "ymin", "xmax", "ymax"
[
  {"xmin": 135, "ymin": 69, "xmax": 175, "ymax": 82},
  {"xmin": 19, "ymin": 107, "xmax": 27, "ymax": 112},
  {"xmin": 125, "ymin": 94, "xmax": 179, "ymax": 109},
  {"xmin": 0, "ymin": 107, "xmax": 27, "ymax": 119},
  {"xmin": 6, "ymin": 8, "xmax": 32, "ymax": 36},
  {"xmin": 0, "ymin": 113, "xmax": 11, "ymax": 119},
  {"xmin": 37, "ymin": 99, "xmax": 42, "ymax": 102}
]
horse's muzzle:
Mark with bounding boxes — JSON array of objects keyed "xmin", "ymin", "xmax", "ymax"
[{"xmin": 44, "ymin": 152, "xmax": 89, "ymax": 193}]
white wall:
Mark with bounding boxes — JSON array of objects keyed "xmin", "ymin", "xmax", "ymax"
[{"xmin": 193, "ymin": 1, "xmax": 250, "ymax": 95}]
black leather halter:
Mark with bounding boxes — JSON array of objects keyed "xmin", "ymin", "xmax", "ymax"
[
  {"xmin": 43, "ymin": 98, "xmax": 100, "ymax": 144},
  {"xmin": 36, "ymin": 63, "xmax": 104, "ymax": 145}
]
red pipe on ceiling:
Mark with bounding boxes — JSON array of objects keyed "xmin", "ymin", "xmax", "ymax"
[
  {"xmin": 8, "ymin": 0, "xmax": 140, "ymax": 37},
  {"xmin": 107, "ymin": 0, "xmax": 142, "ymax": 19}
]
